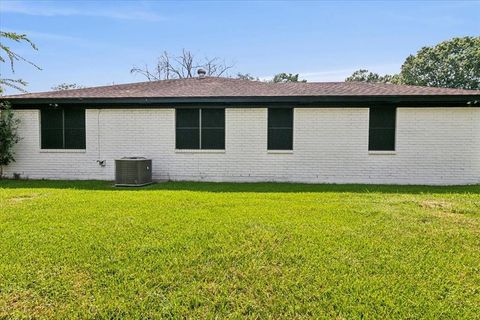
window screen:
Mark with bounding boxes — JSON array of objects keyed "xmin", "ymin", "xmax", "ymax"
[
  {"xmin": 369, "ymin": 107, "xmax": 396, "ymax": 151},
  {"xmin": 268, "ymin": 108, "xmax": 293, "ymax": 150},
  {"xmin": 176, "ymin": 109, "xmax": 200, "ymax": 149},
  {"xmin": 176, "ymin": 108, "xmax": 225, "ymax": 150},
  {"xmin": 201, "ymin": 108, "xmax": 225, "ymax": 149},
  {"xmin": 41, "ymin": 108, "xmax": 85, "ymax": 149}
]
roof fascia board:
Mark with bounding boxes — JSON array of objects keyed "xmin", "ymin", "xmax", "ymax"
[{"xmin": 3, "ymin": 95, "xmax": 478, "ymax": 109}]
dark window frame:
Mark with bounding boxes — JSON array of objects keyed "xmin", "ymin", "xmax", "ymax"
[
  {"xmin": 40, "ymin": 107, "xmax": 86, "ymax": 150},
  {"xmin": 368, "ymin": 107, "xmax": 396, "ymax": 151},
  {"xmin": 267, "ymin": 108, "xmax": 294, "ymax": 151},
  {"xmin": 175, "ymin": 108, "xmax": 225, "ymax": 150}
]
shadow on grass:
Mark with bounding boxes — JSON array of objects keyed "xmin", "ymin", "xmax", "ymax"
[{"xmin": 0, "ymin": 179, "xmax": 479, "ymax": 194}]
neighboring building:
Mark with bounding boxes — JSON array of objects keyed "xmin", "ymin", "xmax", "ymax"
[{"xmin": 2, "ymin": 76, "xmax": 480, "ymax": 185}]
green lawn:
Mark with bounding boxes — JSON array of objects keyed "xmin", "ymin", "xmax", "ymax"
[{"xmin": 1, "ymin": 180, "xmax": 479, "ymax": 319}]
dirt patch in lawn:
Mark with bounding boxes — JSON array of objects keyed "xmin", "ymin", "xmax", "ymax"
[
  {"xmin": 418, "ymin": 199, "xmax": 480, "ymax": 232},
  {"xmin": 420, "ymin": 200, "xmax": 453, "ymax": 211},
  {"xmin": 0, "ymin": 290, "xmax": 56, "ymax": 319},
  {"xmin": 8, "ymin": 193, "xmax": 44, "ymax": 204}
]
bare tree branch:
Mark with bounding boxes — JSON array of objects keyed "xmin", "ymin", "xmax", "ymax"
[
  {"xmin": 131, "ymin": 49, "xmax": 235, "ymax": 81},
  {"xmin": 130, "ymin": 63, "xmax": 160, "ymax": 81},
  {"xmin": 204, "ymin": 57, "xmax": 234, "ymax": 77}
]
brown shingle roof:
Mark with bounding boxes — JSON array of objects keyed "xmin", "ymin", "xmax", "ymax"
[{"xmin": 4, "ymin": 77, "xmax": 480, "ymax": 99}]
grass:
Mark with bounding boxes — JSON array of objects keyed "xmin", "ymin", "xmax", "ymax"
[{"xmin": 0, "ymin": 180, "xmax": 479, "ymax": 319}]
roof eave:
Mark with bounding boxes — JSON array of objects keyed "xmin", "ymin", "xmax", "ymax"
[{"xmin": 2, "ymin": 95, "xmax": 479, "ymax": 108}]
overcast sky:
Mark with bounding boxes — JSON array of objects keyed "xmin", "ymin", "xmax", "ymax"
[{"xmin": 1, "ymin": 0, "xmax": 479, "ymax": 94}]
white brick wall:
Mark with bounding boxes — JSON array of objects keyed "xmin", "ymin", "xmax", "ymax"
[{"xmin": 4, "ymin": 107, "xmax": 480, "ymax": 185}]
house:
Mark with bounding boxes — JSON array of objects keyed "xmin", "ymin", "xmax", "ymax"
[{"xmin": 3, "ymin": 75, "xmax": 480, "ymax": 185}]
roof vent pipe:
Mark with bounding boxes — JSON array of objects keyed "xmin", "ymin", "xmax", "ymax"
[{"xmin": 197, "ymin": 68, "xmax": 206, "ymax": 79}]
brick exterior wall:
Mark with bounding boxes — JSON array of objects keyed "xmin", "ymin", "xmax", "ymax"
[{"xmin": 4, "ymin": 107, "xmax": 480, "ymax": 185}]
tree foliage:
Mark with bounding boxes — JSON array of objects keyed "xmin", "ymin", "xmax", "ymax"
[
  {"xmin": 131, "ymin": 49, "xmax": 234, "ymax": 80},
  {"xmin": 0, "ymin": 31, "xmax": 41, "ymax": 93},
  {"xmin": 345, "ymin": 69, "xmax": 399, "ymax": 84},
  {"xmin": 235, "ymin": 73, "xmax": 259, "ymax": 81},
  {"xmin": 0, "ymin": 102, "xmax": 21, "ymax": 178},
  {"xmin": 400, "ymin": 36, "xmax": 480, "ymax": 89},
  {"xmin": 272, "ymin": 73, "xmax": 307, "ymax": 83},
  {"xmin": 346, "ymin": 36, "xmax": 480, "ymax": 90},
  {"xmin": 52, "ymin": 83, "xmax": 85, "ymax": 91}
]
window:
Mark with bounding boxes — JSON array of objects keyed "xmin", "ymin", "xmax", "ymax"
[
  {"xmin": 176, "ymin": 108, "xmax": 225, "ymax": 150},
  {"xmin": 369, "ymin": 107, "xmax": 396, "ymax": 151},
  {"xmin": 41, "ymin": 108, "xmax": 86, "ymax": 149},
  {"xmin": 268, "ymin": 108, "xmax": 293, "ymax": 150}
]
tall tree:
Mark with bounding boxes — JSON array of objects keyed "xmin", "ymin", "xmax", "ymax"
[
  {"xmin": 0, "ymin": 102, "xmax": 21, "ymax": 178},
  {"xmin": 272, "ymin": 73, "xmax": 306, "ymax": 83},
  {"xmin": 131, "ymin": 49, "xmax": 234, "ymax": 80},
  {"xmin": 0, "ymin": 31, "xmax": 41, "ymax": 93},
  {"xmin": 345, "ymin": 36, "xmax": 480, "ymax": 90},
  {"xmin": 400, "ymin": 36, "xmax": 480, "ymax": 90}
]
